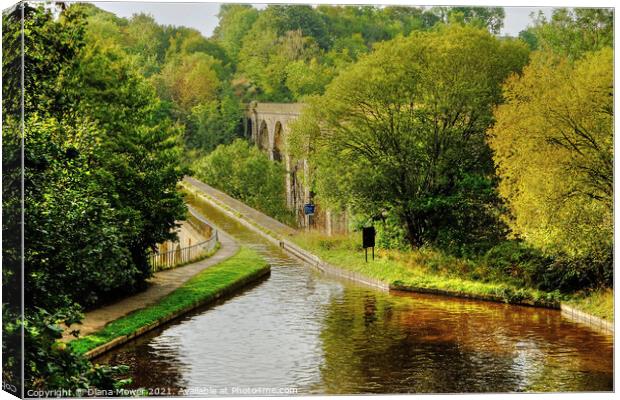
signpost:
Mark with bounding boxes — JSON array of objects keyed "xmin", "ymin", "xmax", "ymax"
[
  {"xmin": 362, "ymin": 226, "xmax": 376, "ymax": 262},
  {"xmin": 303, "ymin": 203, "xmax": 315, "ymax": 216}
]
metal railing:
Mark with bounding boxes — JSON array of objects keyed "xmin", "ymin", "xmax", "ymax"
[{"xmin": 149, "ymin": 207, "xmax": 218, "ymax": 272}]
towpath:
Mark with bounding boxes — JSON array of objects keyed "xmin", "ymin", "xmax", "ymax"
[{"xmin": 64, "ymin": 227, "xmax": 239, "ymax": 339}]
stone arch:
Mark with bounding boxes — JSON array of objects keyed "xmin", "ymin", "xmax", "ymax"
[
  {"xmin": 273, "ymin": 121, "xmax": 284, "ymax": 162},
  {"xmin": 257, "ymin": 120, "xmax": 270, "ymax": 152}
]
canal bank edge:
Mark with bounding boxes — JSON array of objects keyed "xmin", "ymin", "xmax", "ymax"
[
  {"xmin": 181, "ymin": 179, "xmax": 614, "ymax": 335},
  {"xmin": 72, "ymin": 247, "xmax": 271, "ymax": 359}
]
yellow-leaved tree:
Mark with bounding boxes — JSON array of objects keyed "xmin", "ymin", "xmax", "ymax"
[{"xmin": 489, "ymin": 48, "xmax": 612, "ymax": 262}]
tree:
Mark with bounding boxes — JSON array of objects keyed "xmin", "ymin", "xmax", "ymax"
[
  {"xmin": 2, "ymin": 3, "xmax": 140, "ymax": 391},
  {"xmin": 266, "ymin": 5, "xmax": 331, "ymax": 49},
  {"xmin": 186, "ymin": 92, "xmax": 243, "ymax": 153},
  {"xmin": 75, "ymin": 39, "xmax": 188, "ymax": 288},
  {"xmin": 237, "ymin": 21, "xmax": 322, "ymax": 101},
  {"xmin": 213, "ymin": 4, "xmax": 259, "ymax": 64},
  {"xmin": 447, "ymin": 7, "xmax": 505, "ymax": 34},
  {"xmin": 155, "ymin": 52, "xmax": 222, "ymax": 114},
  {"xmin": 193, "ymin": 140, "xmax": 294, "ymax": 224},
  {"xmin": 520, "ymin": 8, "xmax": 613, "ymax": 59},
  {"xmin": 120, "ymin": 13, "xmax": 167, "ymax": 76},
  {"xmin": 165, "ymin": 27, "xmax": 230, "ymax": 71},
  {"xmin": 489, "ymin": 49, "xmax": 612, "ymax": 263},
  {"xmin": 289, "ymin": 26, "xmax": 529, "ymax": 249}
]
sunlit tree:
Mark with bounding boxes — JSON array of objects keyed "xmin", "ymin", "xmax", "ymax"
[{"xmin": 489, "ymin": 49, "xmax": 612, "ymax": 260}]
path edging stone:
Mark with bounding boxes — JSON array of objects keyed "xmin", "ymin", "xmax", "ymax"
[{"xmin": 84, "ymin": 264, "xmax": 271, "ymax": 360}]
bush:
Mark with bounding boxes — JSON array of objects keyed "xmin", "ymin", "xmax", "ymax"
[
  {"xmin": 193, "ymin": 139, "xmax": 296, "ymax": 225},
  {"xmin": 2, "ymin": 306, "xmax": 129, "ymax": 394},
  {"xmin": 542, "ymin": 246, "xmax": 613, "ymax": 293},
  {"xmin": 482, "ymin": 241, "xmax": 551, "ymax": 287},
  {"xmin": 482, "ymin": 240, "xmax": 612, "ymax": 293},
  {"xmin": 374, "ymin": 213, "xmax": 410, "ymax": 251}
]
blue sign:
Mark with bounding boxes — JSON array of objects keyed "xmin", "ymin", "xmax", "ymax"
[{"xmin": 303, "ymin": 203, "xmax": 315, "ymax": 216}]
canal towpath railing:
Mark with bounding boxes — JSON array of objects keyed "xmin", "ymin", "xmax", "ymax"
[{"xmin": 149, "ymin": 206, "xmax": 218, "ymax": 272}]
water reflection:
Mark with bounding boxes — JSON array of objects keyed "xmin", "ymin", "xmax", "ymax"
[
  {"xmin": 95, "ymin": 197, "xmax": 613, "ymax": 394},
  {"xmin": 316, "ymin": 289, "xmax": 612, "ymax": 393}
]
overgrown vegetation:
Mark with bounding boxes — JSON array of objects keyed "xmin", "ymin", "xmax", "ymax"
[
  {"xmin": 1, "ymin": 3, "xmax": 613, "ymax": 393},
  {"xmin": 290, "ymin": 231, "xmax": 613, "ymax": 320},
  {"xmin": 289, "ymin": 24, "xmax": 528, "ymax": 250},
  {"xmin": 287, "ymin": 8, "xmax": 613, "ymax": 304},
  {"xmin": 290, "ymin": 232, "xmax": 562, "ymax": 307}
]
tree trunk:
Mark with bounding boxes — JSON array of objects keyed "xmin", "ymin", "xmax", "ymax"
[{"xmin": 402, "ymin": 212, "xmax": 424, "ymax": 249}]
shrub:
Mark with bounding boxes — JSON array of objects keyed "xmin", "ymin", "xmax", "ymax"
[
  {"xmin": 193, "ymin": 139, "xmax": 296, "ymax": 226},
  {"xmin": 482, "ymin": 241, "xmax": 551, "ymax": 287}
]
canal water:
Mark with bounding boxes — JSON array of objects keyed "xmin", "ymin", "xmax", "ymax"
[{"xmin": 96, "ymin": 199, "xmax": 613, "ymax": 394}]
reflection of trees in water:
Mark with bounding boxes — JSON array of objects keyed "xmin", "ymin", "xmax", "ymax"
[
  {"xmin": 94, "ymin": 328, "xmax": 188, "ymax": 395},
  {"xmin": 318, "ymin": 288, "xmax": 613, "ymax": 393}
]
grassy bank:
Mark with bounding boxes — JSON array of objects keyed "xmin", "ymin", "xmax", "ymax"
[
  {"xmin": 71, "ymin": 247, "xmax": 269, "ymax": 355},
  {"xmin": 290, "ymin": 232, "xmax": 613, "ymax": 320},
  {"xmin": 565, "ymin": 289, "xmax": 613, "ymax": 321}
]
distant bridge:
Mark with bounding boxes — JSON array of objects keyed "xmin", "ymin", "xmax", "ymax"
[
  {"xmin": 244, "ymin": 102, "xmax": 303, "ymax": 162},
  {"xmin": 243, "ymin": 102, "xmax": 305, "ymax": 213}
]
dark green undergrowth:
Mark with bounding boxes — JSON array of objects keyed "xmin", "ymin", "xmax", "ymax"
[{"xmin": 70, "ymin": 247, "xmax": 269, "ymax": 355}]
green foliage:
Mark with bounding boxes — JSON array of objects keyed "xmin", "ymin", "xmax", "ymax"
[
  {"xmin": 446, "ymin": 7, "xmax": 505, "ymax": 34},
  {"xmin": 3, "ymin": 3, "xmax": 186, "ymax": 391},
  {"xmin": 481, "ymin": 241, "xmax": 551, "ymax": 288},
  {"xmin": 193, "ymin": 140, "xmax": 295, "ymax": 225},
  {"xmin": 154, "ymin": 52, "xmax": 222, "ymax": 114},
  {"xmin": 426, "ymin": 174, "xmax": 509, "ymax": 257},
  {"xmin": 21, "ymin": 307, "xmax": 129, "ymax": 392},
  {"xmin": 520, "ymin": 8, "xmax": 613, "ymax": 59},
  {"xmin": 290, "ymin": 25, "xmax": 529, "ymax": 249},
  {"xmin": 213, "ymin": 4, "xmax": 259, "ymax": 65},
  {"xmin": 374, "ymin": 214, "xmax": 410, "ymax": 251},
  {"xmin": 186, "ymin": 93, "xmax": 243, "ymax": 153},
  {"xmin": 266, "ymin": 5, "xmax": 331, "ymax": 49},
  {"xmin": 291, "ymin": 232, "xmax": 561, "ymax": 307},
  {"xmin": 232, "ymin": 5, "xmax": 448, "ymax": 101}
]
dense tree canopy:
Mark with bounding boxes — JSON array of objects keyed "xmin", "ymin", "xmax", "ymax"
[
  {"xmin": 289, "ymin": 25, "xmax": 529, "ymax": 250},
  {"xmin": 193, "ymin": 140, "xmax": 294, "ymax": 224},
  {"xmin": 489, "ymin": 49, "xmax": 613, "ymax": 259},
  {"xmin": 519, "ymin": 8, "xmax": 613, "ymax": 58},
  {"xmin": 2, "ymin": 3, "xmax": 614, "ymax": 392},
  {"xmin": 2, "ymin": 3, "xmax": 186, "ymax": 391}
]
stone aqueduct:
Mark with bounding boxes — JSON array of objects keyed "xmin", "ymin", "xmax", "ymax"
[{"xmin": 243, "ymin": 102, "xmax": 346, "ymax": 234}]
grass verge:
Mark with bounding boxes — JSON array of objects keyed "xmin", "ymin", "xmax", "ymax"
[
  {"xmin": 291, "ymin": 232, "xmax": 613, "ymax": 320},
  {"xmin": 70, "ymin": 247, "xmax": 269, "ymax": 355},
  {"xmin": 564, "ymin": 289, "xmax": 613, "ymax": 321},
  {"xmin": 290, "ymin": 232, "xmax": 557, "ymax": 307}
]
